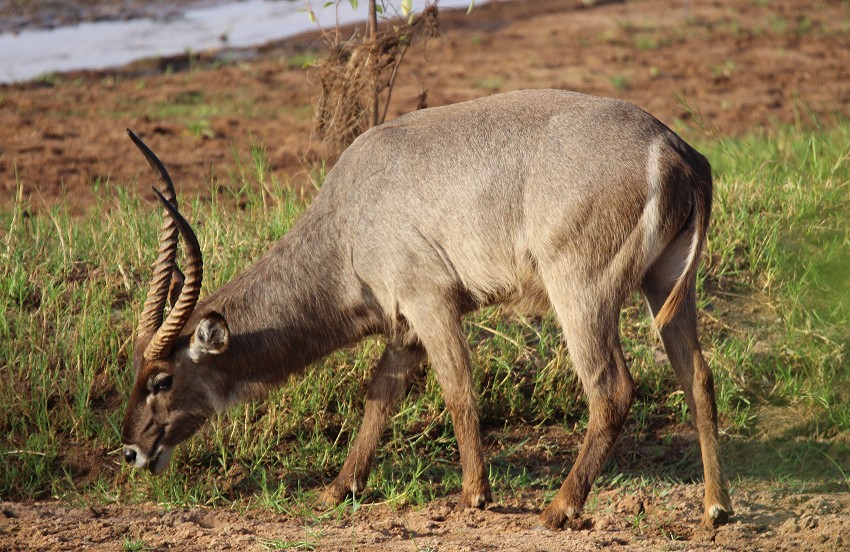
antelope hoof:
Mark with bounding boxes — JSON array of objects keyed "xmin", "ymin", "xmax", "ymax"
[
  {"xmin": 317, "ymin": 484, "xmax": 349, "ymax": 510},
  {"xmin": 704, "ymin": 503, "xmax": 733, "ymax": 528},
  {"xmin": 456, "ymin": 485, "xmax": 492, "ymax": 511},
  {"xmin": 540, "ymin": 502, "xmax": 580, "ymax": 530}
]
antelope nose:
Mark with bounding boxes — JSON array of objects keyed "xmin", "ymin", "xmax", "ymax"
[{"xmin": 123, "ymin": 447, "xmax": 137, "ymax": 465}]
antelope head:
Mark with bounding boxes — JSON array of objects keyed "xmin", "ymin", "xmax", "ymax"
[{"xmin": 121, "ymin": 129, "xmax": 230, "ymax": 474}]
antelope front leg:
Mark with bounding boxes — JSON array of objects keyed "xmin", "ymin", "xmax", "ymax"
[
  {"xmin": 411, "ymin": 308, "xmax": 491, "ymax": 509},
  {"xmin": 447, "ymin": 395, "xmax": 492, "ymax": 509},
  {"xmin": 319, "ymin": 343, "xmax": 425, "ymax": 508}
]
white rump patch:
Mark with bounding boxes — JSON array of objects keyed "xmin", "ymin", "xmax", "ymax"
[{"xmin": 642, "ymin": 137, "xmax": 665, "ymax": 269}]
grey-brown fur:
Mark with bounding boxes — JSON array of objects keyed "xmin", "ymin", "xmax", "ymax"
[{"xmin": 121, "ymin": 89, "xmax": 732, "ymax": 529}]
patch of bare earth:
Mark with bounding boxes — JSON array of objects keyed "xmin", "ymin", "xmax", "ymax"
[
  {"xmin": 2, "ymin": 487, "xmax": 849, "ymax": 551},
  {"xmin": 2, "ymin": 0, "xmax": 850, "ymax": 550}
]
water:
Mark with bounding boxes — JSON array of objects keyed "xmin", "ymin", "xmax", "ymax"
[{"xmin": 0, "ymin": 0, "xmax": 478, "ymax": 84}]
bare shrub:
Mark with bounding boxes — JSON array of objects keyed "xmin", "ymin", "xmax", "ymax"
[{"xmin": 313, "ymin": 4, "xmax": 439, "ymax": 156}]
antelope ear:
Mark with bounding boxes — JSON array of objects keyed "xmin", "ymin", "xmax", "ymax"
[
  {"xmin": 167, "ymin": 267, "xmax": 185, "ymax": 311},
  {"xmin": 189, "ymin": 311, "xmax": 230, "ymax": 363}
]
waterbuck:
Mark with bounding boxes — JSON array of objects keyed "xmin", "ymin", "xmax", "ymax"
[{"xmin": 120, "ymin": 89, "xmax": 732, "ymax": 529}]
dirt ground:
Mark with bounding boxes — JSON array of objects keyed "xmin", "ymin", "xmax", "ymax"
[
  {"xmin": 2, "ymin": 0, "xmax": 850, "ymax": 550},
  {"xmin": 2, "ymin": 485, "xmax": 850, "ymax": 551}
]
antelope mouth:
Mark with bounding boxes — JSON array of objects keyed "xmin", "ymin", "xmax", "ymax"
[
  {"xmin": 148, "ymin": 444, "xmax": 174, "ymax": 475},
  {"xmin": 124, "ymin": 430, "xmax": 174, "ymax": 475}
]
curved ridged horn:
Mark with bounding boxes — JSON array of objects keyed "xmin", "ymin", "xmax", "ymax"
[
  {"xmin": 128, "ymin": 129, "xmax": 180, "ymax": 344},
  {"xmin": 144, "ymin": 187, "xmax": 203, "ymax": 360}
]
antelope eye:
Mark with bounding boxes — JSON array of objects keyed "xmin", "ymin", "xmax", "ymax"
[{"xmin": 152, "ymin": 374, "xmax": 173, "ymax": 393}]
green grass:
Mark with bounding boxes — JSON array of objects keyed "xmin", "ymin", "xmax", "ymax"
[
  {"xmin": 609, "ymin": 74, "xmax": 631, "ymax": 91},
  {"xmin": 1, "ymin": 120, "xmax": 848, "ymax": 512},
  {"xmin": 707, "ymin": 122, "xmax": 850, "ymax": 417},
  {"xmin": 122, "ymin": 535, "xmax": 152, "ymax": 552},
  {"xmin": 472, "ymin": 76, "xmax": 504, "ymax": 91}
]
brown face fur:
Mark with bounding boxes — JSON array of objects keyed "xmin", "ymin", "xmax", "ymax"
[
  {"xmin": 120, "ymin": 341, "xmax": 218, "ymax": 474},
  {"xmin": 122, "ymin": 130, "xmax": 229, "ymax": 475}
]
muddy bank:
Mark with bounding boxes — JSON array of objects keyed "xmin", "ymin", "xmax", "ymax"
[
  {"xmin": 0, "ymin": 0, "xmax": 232, "ymax": 34},
  {"xmin": 0, "ymin": 0, "xmax": 475, "ymax": 83}
]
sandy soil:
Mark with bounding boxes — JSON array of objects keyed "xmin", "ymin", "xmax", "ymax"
[
  {"xmin": 2, "ymin": 486, "xmax": 849, "ymax": 551},
  {"xmin": 2, "ymin": 0, "xmax": 850, "ymax": 550}
]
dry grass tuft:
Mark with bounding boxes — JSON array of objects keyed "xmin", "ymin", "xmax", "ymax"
[{"xmin": 313, "ymin": 5, "xmax": 439, "ymax": 156}]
